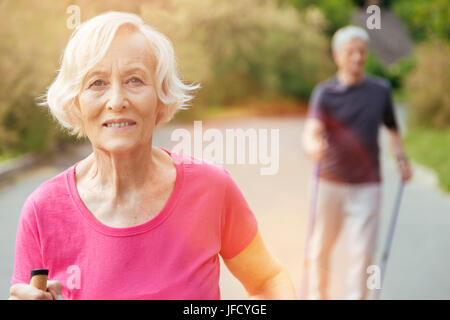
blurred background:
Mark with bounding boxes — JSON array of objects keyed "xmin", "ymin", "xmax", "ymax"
[{"xmin": 0, "ymin": 0, "xmax": 449, "ymax": 299}]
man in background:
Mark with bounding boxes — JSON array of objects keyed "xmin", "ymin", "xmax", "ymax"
[{"xmin": 302, "ymin": 25, "xmax": 412, "ymax": 299}]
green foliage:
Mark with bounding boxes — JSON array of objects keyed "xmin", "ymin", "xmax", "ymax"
[
  {"xmin": 392, "ymin": 0, "xmax": 450, "ymax": 41},
  {"xmin": 142, "ymin": 0, "xmax": 334, "ymax": 104},
  {"xmin": 406, "ymin": 40, "xmax": 450, "ymax": 129},
  {"xmin": 365, "ymin": 53, "xmax": 415, "ymax": 91},
  {"xmin": 405, "ymin": 127, "xmax": 450, "ymax": 192},
  {"xmin": 0, "ymin": 0, "xmax": 73, "ymax": 158},
  {"xmin": 287, "ymin": 0, "xmax": 356, "ymax": 36},
  {"xmin": 0, "ymin": 0, "xmax": 334, "ymax": 159}
]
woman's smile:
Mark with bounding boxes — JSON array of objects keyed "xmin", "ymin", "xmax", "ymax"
[{"xmin": 102, "ymin": 118, "xmax": 137, "ymax": 131}]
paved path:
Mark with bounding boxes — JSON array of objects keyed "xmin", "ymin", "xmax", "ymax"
[{"xmin": 1, "ymin": 116, "xmax": 449, "ymax": 299}]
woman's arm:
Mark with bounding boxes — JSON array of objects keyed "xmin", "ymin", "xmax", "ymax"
[{"xmin": 222, "ymin": 231, "xmax": 297, "ymax": 300}]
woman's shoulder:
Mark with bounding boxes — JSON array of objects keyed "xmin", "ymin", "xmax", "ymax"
[
  {"xmin": 27, "ymin": 165, "xmax": 74, "ymax": 208},
  {"xmin": 170, "ymin": 151, "xmax": 231, "ymax": 185}
]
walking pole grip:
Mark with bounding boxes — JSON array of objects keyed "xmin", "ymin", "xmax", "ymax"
[{"xmin": 30, "ymin": 269, "xmax": 48, "ymax": 291}]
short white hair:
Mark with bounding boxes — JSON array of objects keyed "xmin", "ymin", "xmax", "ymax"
[
  {"xmin": 42, "ymin": 11, "xmax": 198, "ymax": 137},
  {"xmin": 332, "ymin": 25, "xmax": 370, "ymax": 52}
]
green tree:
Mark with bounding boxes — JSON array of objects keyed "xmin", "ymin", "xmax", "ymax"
[
  {"xmin": 142, "ymin": 0, "xmax": 334, "ymax": 104},
  {"xmin": 285, "ymin": 0, "xmax": 356, "ymax": 36},
  {"xmin": 392, "ymin": 0, "xmax": 450, "ymax": 41},
  {"xmin": 406, "ymin": 40, "xmax": 450, "ymax": 128}
]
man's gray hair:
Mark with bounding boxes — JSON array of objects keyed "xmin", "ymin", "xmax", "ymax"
[{"xmin": 332, "ymin": 25, "xmax": 370, "ymax": 52}]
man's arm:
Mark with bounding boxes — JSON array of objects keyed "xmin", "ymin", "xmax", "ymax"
[{"xmin": 386, "ymin": 128, "xmax": 412, "ymax": 182}]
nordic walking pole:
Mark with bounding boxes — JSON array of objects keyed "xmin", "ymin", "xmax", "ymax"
[
  {"xmin": 300, "ymin": 163, "xmax": 320, "ymax": 299},
  {"xmin": 30, "ymin": 269, "xmax": 48, "ymax": 291},
  {"xmin": 374, "ymin": 181, "xmax": 405, "ymax": 300}
]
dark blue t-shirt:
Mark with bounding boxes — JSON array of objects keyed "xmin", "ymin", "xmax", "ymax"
[{"xmin": 308, "ymin": 74, "xmax": 398, "ymax": 183}]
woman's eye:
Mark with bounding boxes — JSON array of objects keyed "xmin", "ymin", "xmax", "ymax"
[
  {"xmin": 127, "ymin": 77, "xmax": 143, "ymax": 85},
  {"xmin": 89, "ymin": 80, "xmax": 106, "ymax": 88}
]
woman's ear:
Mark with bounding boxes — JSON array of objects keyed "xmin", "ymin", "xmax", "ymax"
[
  {"xmin": 155, "ymin": 100, "xmax": 168, "ymax": 126},
  {"xmin": 74, "ymin": 95, "xmax": 80, "ymax": 110},
  {"xmin": 70, "ymin": 96, "xmax": 85, "ymax": 135}
]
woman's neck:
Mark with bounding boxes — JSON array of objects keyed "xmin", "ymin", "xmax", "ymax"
[{"xmin": 79, "ymin": 143, "xmax": 160, "ymax": 201}]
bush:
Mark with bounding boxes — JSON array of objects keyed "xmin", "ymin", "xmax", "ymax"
[
  {"xmin": 287, "ymin": 0, "xmax": 356, "ymax": 36},
  {"xmin": 406, "ymin": 40, "xmax": 450, "ymax": 128},
  {"xmin": 142, "ymin": 0, "xmax": 334, "ymax": 105},
  {"xmin": 405, "ymin": 127, "xmax": 450, "ymax": 192},
  {"xmin": 365, "ymin": 53, "xmax": 415, "ymax": 92},
  {"xmin": 392, "ymin": 0, "xmax": 450, "ymax": 42},
  {"xmin": 0, "ymin": 1, "xmax": 74, "ymax": 157},
  {"xmin": 1, "ymin": 0, "xmax": 334, "ymax": 159}
]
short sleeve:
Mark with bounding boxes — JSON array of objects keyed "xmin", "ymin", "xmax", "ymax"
[
  {"xmin": 382, "ymin": 85, "xmax": 398, "ymax": 130},
  {"xmin": 307, "ymin": 85, "xmax": 327, "ymax": 123},
  {"xmin": 10, "ymin": 196, "xmax": 45, "ymax": 286},
  {"xmin": 219, "ymin": 171, "xmax": 258, "ymax": 260}
]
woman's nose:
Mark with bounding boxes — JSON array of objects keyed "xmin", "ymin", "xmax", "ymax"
[{"xmin": 106, "ymin": 82, "xmax": 128, "ymax": 111}]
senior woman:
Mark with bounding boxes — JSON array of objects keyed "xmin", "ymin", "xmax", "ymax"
[{"xmin": 8, "ymin": 12, "xmax": 296, "ymax": 300}]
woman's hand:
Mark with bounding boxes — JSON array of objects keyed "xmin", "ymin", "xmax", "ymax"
[{"xmin": 9, "ymin": 280, "xmax": 62, "ymax": 300}]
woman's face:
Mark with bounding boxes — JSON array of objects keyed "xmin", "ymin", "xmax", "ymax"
[{"xmin": 77, "ymin": 26, "xmax": 163, "ymax": 153}]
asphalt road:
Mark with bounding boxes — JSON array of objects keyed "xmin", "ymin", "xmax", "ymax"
[{"xmin": 1, "ymin": 116, "xmax": 449, "ymax": 299}]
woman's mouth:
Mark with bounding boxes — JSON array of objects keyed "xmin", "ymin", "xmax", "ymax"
[
  {"xmin": 102, "ymin": 119, "xmax": 137, "ymax": 130},
  {"xmin": 103, "ymin": 121, "xmax": 136, "ymax": 128}
]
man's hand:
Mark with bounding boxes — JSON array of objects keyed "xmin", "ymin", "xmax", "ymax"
[
  {"xmin": 302, "ymin": 118, "xmax": 328, "ymax": 163},
  {"xmin": 397, "ymin": 155, "xmax": 412, "ymax": 183},
  {"xmin": 307, "ymin": 137, "xmax": 328, "ymax": 162},
  {"xmin": 386, "ymin": 129, "xmax": 412, "ymax": 183}
]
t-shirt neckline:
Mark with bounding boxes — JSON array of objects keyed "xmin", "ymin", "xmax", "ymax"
[
  {"xmin": 333, "ymin": 74, "xmax": 367, "ymax": 90},
  {"xmin": 66, "ymin": 147, "xmax": 184, "ymax": 237}
]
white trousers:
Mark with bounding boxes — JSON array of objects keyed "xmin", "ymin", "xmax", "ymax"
[{"xmin": 307, "ymin": 178, "xmax": 381, "ymax": 300}]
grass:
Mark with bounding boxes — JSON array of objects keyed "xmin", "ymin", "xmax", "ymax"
[
  {"xmin": 0, "ymin": 150, "xmax": 23, "ymax": 163},
  {"xmin": 404, "ymin": 126, "xmax": 450, "ymax": 192}
]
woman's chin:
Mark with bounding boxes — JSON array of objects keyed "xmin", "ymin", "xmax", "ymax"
[{"xmin": 97, "ymin": 140, "xmax": 142, "ymax": 154}]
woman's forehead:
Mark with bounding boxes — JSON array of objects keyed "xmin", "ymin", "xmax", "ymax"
[
  {"xmin": 85, "ymin": 64, "xmax": 149, "ymax": 80},
  {"xmin": 92, "ymin": 28, "xmax": 154, "ymax": 72}
]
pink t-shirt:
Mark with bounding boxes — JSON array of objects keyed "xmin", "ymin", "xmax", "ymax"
[{"xmin": 11, "ymin": 148, "xmax": 258, "ymax": 300}]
